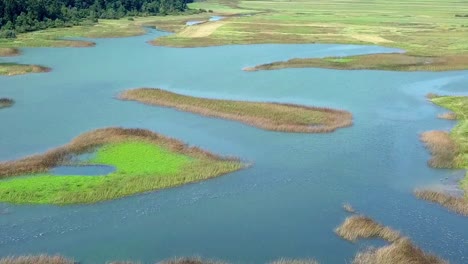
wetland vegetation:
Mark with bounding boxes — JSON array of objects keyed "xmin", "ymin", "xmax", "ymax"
[
  {"xmin": 0, "ymin": 127, "xmax": 244, "ymax": 205},
  {"xmin": 119, "ymin": 88, "xmax": 353, "ymax": 133},
  {"xmin": 0, "ymin": 63, "xmax": 50, "ymax": 76},
  {"xmin": 0, "ymin": 98, "xmax": 14, "ymax": 109},
  {"xmin": 416, "ymin": 95, "xmax": 468, "ymax": 216}
]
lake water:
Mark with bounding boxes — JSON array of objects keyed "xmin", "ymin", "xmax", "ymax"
[{"xmin": 0, "ymin": 29, "xmax": 467, "ymax": 263}]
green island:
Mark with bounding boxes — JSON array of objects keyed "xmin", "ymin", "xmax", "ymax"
[
  {"xmin": 0, "ymin": 63, "xmax": 50, "ymax": 76},
  {"xmin": 0, "ymin": 127, "xmax": 244, "ymax": 205},
  {"xmin": 119, "ymin": 88, "xmax": 353, "ymax": 133},
  {"xmin": 416, "ymin": 95, "xmax": 468, "ymax": 216},
  {"xmin": 0, "ymin": 98, "xmax": 14, "ymax": 109}
]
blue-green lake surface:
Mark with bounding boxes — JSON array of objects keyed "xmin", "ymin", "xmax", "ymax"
[{"xmin": 0, "ymin": 29, "xmax": 467, "ymax": 263}]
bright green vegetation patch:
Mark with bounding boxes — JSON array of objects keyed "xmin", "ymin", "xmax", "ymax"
[
  {"xmin": 0, "ymin": 128, "xmax": 244, "ymax": 205},
  {"xmin": 415, "ymin": 95, "xmax": 468, "ymax": 216},
  {"xmin": 0, "ymin": 63, "xmax": 50, "ymax": 76},
  {"xmin": 119, "ymin": 88, "xmax": 353, "ymax": 133},
  {"xmin": 244, "ymin": 53, "xmax": 468, "ymax": 72}
]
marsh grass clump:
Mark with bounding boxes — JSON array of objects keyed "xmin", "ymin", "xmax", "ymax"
[
  {"xmin": 0, "ymin": 255, "xmax": 75, "ymax": 264},
  {"xmin": 244, "ymin": 53, "xmax": 468, "ymax": 72},
  {"xmin": 119, "ymin": 88, "xmax": 353, "ymax": 133},
  {"xmin": 269, "ymin": 259, "xmax": 319, "ymax": 264},
  {"xmin": 0, "ymin": 127, "xmax": 244, "ymax": 204},
  {"xmin": 158, "ymin": 257, "xmax": 226, "ymax": 264},
  {"xmin": 420, "ymin": 131, "xmax": 458, "ymax": 168},
  {"xmin": 414, "ymin": 189, "xmax": 468, "ymax": 216},
  {"xmin": 437, "ymin": 112, "xmax": 457, "ymax": 120},
  {"xmin": 0, "ymin": 98, "xmax": 14, "ymax": 109},
  {"xmin": 353, "ymin": 238, "xmax": 448, "ymax": 264},
  {"xmin": 335, "ymin": 215, "xmax": 401, "ymax": 242}
]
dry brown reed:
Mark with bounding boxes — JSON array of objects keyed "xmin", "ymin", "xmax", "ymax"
[
  {"xmin": 414, "ymin": 189, "xmax": 468, "ymax": 216},
  {"xmin": 0, "ymin": 255, "xmax": 75, "ymax": 264},
  {"xmin": 420, "ymin": 131, "xmax": 458, "ymax": 168},
  {"xmin": 335, "ymin": 215, "xmax": 401, "ymax": 243},
  {"xmin": 119, "ymin": 88, "xmax": 353, "ymax": 133},
  {"xmin": 437, "ymin": 112, "xmax": 457, "ymax": 120},
  {"xmin": 0, "ymin": 127, "xmax": 239, "ymax": 179},
  {"xmin": 353, "ymin": 238, "xmax": 448, "ymax": 264}
]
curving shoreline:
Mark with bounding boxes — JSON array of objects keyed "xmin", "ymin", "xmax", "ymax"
[
  {"xmin": 118, "ymin": 88, "xmax": 353, "ymax": 133},
  {"xmin": 0, "ymin": 127, "xmax": 244, "ymax": 204},
  {"xmin": 415, "ymin": 95, "xmax": 468, "ymax": 216},
  {"xmin": 243, "ymin": 53, "xmax": 468, "ymax": 72}
]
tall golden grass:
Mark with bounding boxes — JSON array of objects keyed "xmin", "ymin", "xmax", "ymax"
[
  {"xmin": 353, "ymin": 238, "xmax": 448, "ymax": 264},
  {"xmin": 119, "ymin": 88, "xmax": 353, "ymax": 133},
  {"xmin": 420, "ymin": 131, "xmax": 458, "ymax": 168},
  {"xmin": 0, "ymin": 127, "xmax": 239, "ymax": 179},
  {"xmin": 0, "ymin": 255, "xmax": 74, "ymax": 264},
  {"xmin": 335, "ymin": 215, "xmax": 401, "ymax": 243},
  {"xmin": 245, "ymin": 53, "xmax": 468, "ymax": 72},
  {"xmin": 414, "ymin": 190, "xmax": 468, "ymax": 216}
]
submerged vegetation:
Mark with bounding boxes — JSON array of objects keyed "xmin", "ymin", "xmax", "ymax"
[
  {"xmin": 0, "ymin": 127, "xmax": 244, "ymax": 204},
  {"xmin": 119, "ymin": 88, "xmax": 353, "ymax": 133},
  {"xmin": 416, "ymin": 95, "xmax": 468, "ymax": 216},
  {"xmin": 336, "ymin": 215, "xmax": 447, "ymax": 264},
  {"xmin": 0, "ymin": 98, "xmax": 14, "ymax": 109},
  {"xmin": 0, "ymin": 63, "xmax": 50, "ymax": 76},
  {"xmin": 244, "ymin": 54, "xmax": 468, "ymax": 72}
]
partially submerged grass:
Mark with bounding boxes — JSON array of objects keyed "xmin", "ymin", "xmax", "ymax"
[
  {"xmin": 0, "ymin": 127, "xmax": 244, "ymax": 204},
  {"xmin": 343, "ymin": 202, "xmax": 356, "ymax": 213},
  {"xmin": 415, "ymin": 190, "xmax": 468, "ymax": 216},
  {"xmin": 269, "ymin": 259, "xmax": 318, "ymax": 264},
  {"xmin": 417, "ymin": 95, "xmax": 468, "ymax": 216},
  {"xmin": 335, "ymin": 215, "xmax": 401, "ymax": 242},
  {"xmin": 119, "ymin": 88, "xmax": 353, "ymax": 133},
  {"xmin": 353, "ymin": 238, "xmax": 448, "ymax": 264},
  {"xmin": 420, "ymin": 131, "xmax": 458, "ymax": 168},
  {"xmin": 0, "ymin": 255, "xmax": 74, "ymax": 264},
  {"xmin": 244, "ymin": 54, "xmax": 468, "ymax": 72},
  {"xmin": 337, "ymin": 215, "xmax": 447, "ymax": 264},
  {"xmin": 0, "ymin": 98, "xmax": 14, "ymax": 109},
  {"xmin": 0, "ymin": 63, "xmax": 50, "ymax": 76},
  {"xmin": 0, "ymin": 48, "xmax": 20, "ymax": 57}
]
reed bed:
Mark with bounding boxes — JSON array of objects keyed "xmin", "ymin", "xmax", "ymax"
[
  {"xmin": 437, "ymin": 112, "xmax": 457, "ymax": 120},
  {"xmin": 0, "ymin": 48, "xmax": 19, "ymax": 57},
  {"xmin": 420, "ymin": 131, "xmax": 458, "ymax": 168},
  {"xmin": 0, "ymin": 63, "xmax": 51, "ymax": 76},
  {"xmin": 0, "ymin": 127, "xmax": 244, "ymax": 204},
  {"xmin": 269, "ymin": 259, "xmax": 318, "ymax": 264},
  {"xmin": 335, "ymin": 215, "xmax": 401, "ymax": 242},
  {"xmin": 244, "ymin": 54, "xmax": 468, "ymax": 72},
  {"xmin": 0, "ymin": 255, "xmax": 75, "ymax": 264},
  {"xmin": 353, "ymin": 238, "xmax": 448, "ymax": 264},
  {"xmin": 119, "ymin": 88, "xmax": 353, "ymax": 133},
  {"xmin": 414, "ymin": 190, "xmax": 468, "ymax": 216},
  {"xmin": 0, "ymin": 98, "xmax": 14, "ymax": 109}
]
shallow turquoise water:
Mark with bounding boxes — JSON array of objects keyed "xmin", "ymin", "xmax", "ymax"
[{"xmin": 0, "ymin": 29, "xmax": 467, "ymax": 263}]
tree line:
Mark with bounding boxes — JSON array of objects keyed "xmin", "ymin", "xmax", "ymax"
[{"xmin": 0, "ymin": 0, "xmax": 193, "ymax": 38}]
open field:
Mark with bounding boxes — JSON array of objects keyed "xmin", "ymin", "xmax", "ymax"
[
  {"xmin": 0, "ymin": 98, "xmax": 14, "ymax": 109},
  {"xmin": 244, "ymin": 54, "xmax": 468, "ymax": 72},
  {"xmin": 0, "ymin": 127, "xmax": 244, "ymax": 205},
  {"xmin": 152, "ymin": 0, "xmax": 468, "ymax": 71},
  {"xmin": 336, "ymin": 215, "xmax": 447, "ymax": 264},
  {"xmin": 119, "ymin": 88, "xmax": 353, "ymax": 133},
  {"xmin": 416, "ymin": 95, "xmax": 468, "ymax": 216}
]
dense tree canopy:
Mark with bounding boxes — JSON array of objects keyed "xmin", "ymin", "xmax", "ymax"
[{"xmin": 0, "ymin": 0, "xmax": 192, "ymax": 37}]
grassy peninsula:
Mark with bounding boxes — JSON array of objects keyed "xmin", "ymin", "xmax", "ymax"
[
  {"xmin": 416, "ymin": 95, "xmax": 468, "ymax": 216},
  {"xmin": 0, "ymin": 127, "xmax": 244, "ymax": 205},
  {"xmin": 119, "ymin": 88, "xmax": 353, "ymax": 133},
  {"xmin": 336, "ymin": 215, "xmax": 447, "ymax": 264}
]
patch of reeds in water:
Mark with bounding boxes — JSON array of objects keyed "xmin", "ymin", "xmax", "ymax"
[
  {"xmin": 0, "ymin": 255, "xmax": 75, "ymax": 264},
  {"xmin": 269, "ymin": 259, "xmax": 318, "ymax": 264},
  {"xmin": 414, "ymin": 189, "xmax": 468, "ymax": 216},
  {"xmin": 420, "ymin": 131, "xmax": 458, "ymax": 168},
  {"xmin": 0, "ymin": 127, "xmax": 240, "ymax": 179},
  {"xmin": 437, "ymin": 112, "xmax": 457, "ymax": 120},
  {"xmin": 0, "ymin": 98, "xmax": 14, "ymax": 109},
  {"xmin": 343, "ymin": 202, "xmax": 356, "ymax": 213},
  {"xmin": 335, "ymin": 215, "xmax": 401, "ymax": 242},
  {"xmin": 119, "ymin": 88, "xmax": 353, "ymax": 133},
  {"xmin": 0, "ymin": 48, "xmax": 20, "ymax": 57}
]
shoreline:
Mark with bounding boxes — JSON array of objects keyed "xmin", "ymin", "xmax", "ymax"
[{"xmin": 118, "ymin": 88, "xmax": 353, "ymax": 133}]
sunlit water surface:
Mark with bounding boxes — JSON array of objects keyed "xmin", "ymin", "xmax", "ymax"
[{"xmin": 0, "ymin": 29, "xmax": 467, "ymax": 263}]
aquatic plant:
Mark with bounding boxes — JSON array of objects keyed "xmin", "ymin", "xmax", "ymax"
[
  {"xmin": 0, "ymin": 127, "xmax": 244, "ymax": 204},
  {"xmin": 119, "ymin": 88, "xmax": 353, "ymax": 133},
  {"xmin": 415, "ymin": 190, "xmax": 468, "ymax": 216},
  {"xmin": 0, "ymin": 98, "xmax": 14, "ymax": 109},
  {"xmin": 343, "ymin": 202, "xmax": 356, "ymax": 213},
  {"xmin": 335, "ymin": 215, "xmax": 401, "ymax": 242},
  {"xmin": 420, "ymin": 131, "xmax": 458, "ymax": 168},
  {"xmin": 0, "ymin": 255, "xmax": 74, "ymax": 264},
  {"xmin": 0, "ymin": 63, "xmax": 51, "ymax": 76}
]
